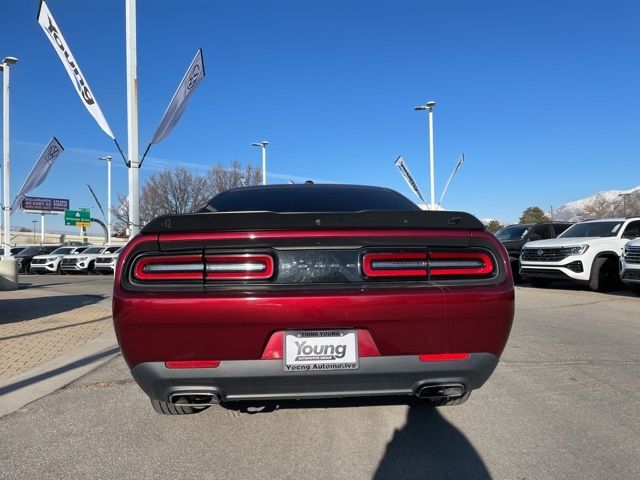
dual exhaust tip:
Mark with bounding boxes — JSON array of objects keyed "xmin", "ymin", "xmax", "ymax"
[
  {"xmin": 169, "ymin": 391, "xmax": 220, "ymax": 407},
  {"xmin": 415, "ymin": 384, "xmax": 465, "ymax": 399}
]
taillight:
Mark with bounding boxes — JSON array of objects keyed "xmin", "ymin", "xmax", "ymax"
[
  {"xmin": 361, "ymin": 250, "xmax": 495, "ymax": 279},
  {"xmin": 362, "ymin": 252, "xmax": 428, "ymax": 278},
  {"xmin": 205, "ymin": 254, "xmax": 274, "ymax": 280},
  {"xmin": 133, "ymin": 255, "xmax": 203, "ymax": 281},
  {"xmin": 132, "ymin": 253, "xmax": 275, "ymax": 282},
  {"xmin": 429, "ymin": 251, "xmax": 494, "ymax": 277}
]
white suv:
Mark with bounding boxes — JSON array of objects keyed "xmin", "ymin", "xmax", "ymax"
[
  {"xmin": 30, "ymin": 245, "xmax": 90, "ymax": 274},
  {"xmin": 620, "ymin": 238, "xmax": 640, "ymax": 295},
  {"xmin": 60, "ymin": 246, "xmax": 121, "ymax": 274},
  {"xmin": 520, "ymin": 218, "xmax": 640, "ymax": 291}
]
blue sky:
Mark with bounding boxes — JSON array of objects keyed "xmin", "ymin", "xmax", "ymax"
[{"xmin": 1, "ymin": 0, "xmax": 639, "ymax": 234}]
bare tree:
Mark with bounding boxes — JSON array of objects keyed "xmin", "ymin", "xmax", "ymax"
[
  {"xmin": 613, "ymin": 191, "xmax": 640, "ymax": 217},
  {"xmin": 207, "ymin": 160, "xmax": 262, "ymax": 193},
  {"xmin": 111, "ymin": 162, "xmax": 261, "ymax": 234},
  {"xmin": 581, "ymin": 194, "xmax": 615, "ymax": 220}
]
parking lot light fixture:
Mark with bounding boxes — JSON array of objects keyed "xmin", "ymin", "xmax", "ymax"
[
  {"xmin": 251, "ymin": 141, "xmax": 269, "ymax": 185},
  {"xmin": 414, "ymin": 101, "xmax": 436, "ymax": 209}
]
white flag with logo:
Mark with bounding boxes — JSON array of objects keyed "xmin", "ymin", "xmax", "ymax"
[
  {"xmin": 37, "ymin": 0, "xmax": 114, "ymax": 139},
  {"xmin": 150, "ymin": 49, "xmax": 205, "ymax": 144},
  {"xmin": 12, "ymin": 137, "xmax": 64, "ymax": 212},
  {"xmin": 394, "ymin": 156, "xmax": 426, "ymax": 204}
]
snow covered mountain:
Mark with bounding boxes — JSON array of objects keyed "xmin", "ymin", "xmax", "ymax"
[{"xmin": 553, "ymin": 186, "xmax": 640, "ymax": 222}]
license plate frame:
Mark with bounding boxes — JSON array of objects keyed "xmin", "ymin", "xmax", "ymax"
[{"xmin": 283, "ymin": 330, "xmax": 359, "ymax": 372}]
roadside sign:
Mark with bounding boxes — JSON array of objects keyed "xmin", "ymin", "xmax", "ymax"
[
  {"xmin": 22, "ymin": 196, "xmax": 69, "ymax": 212},
  {"xmin": 64, "ymin": 209, "xmax": 91, "ymax": 227}
]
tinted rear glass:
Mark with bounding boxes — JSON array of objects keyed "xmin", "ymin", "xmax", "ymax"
[{"xmin": 205, "ymin": 186, "xmax": 418, "ymax": 213}]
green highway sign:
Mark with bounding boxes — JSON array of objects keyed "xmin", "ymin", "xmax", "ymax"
[{"xmin": 64, "ymin": 209, "xmax": 91, "ymax": 227}]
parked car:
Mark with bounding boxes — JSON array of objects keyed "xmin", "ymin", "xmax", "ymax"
[
  {"xmin": 113, "ymin": 184, "xmax": 515, "ymax": 415},
  {"xmin": 620, "ymin": 238, "xmax": 640, "ymax": 295},
  {"xmin": 60, "ymin": 246, "xmax": 121, "ymax": 274},
  {"xmin": 94, "ymin": 246, "xmax": 124, "ymax": 274},
  {"xmin": 494, "ymin": 221, "xmax": 573, "ymax": 281},
  {"xmin": 14, "ymin": 245, "xmax": 63, "ymax": 274},
  {"xmin": 0, "ymin": 246, "xmax": 27, "ymax": 256},
  {"xmin": 520, "ymin": 217, "xmax": 640, "ymax": 291},
  {"xmin": 30, "ymin": 246, "xmax": 90, "ymax": 274}
]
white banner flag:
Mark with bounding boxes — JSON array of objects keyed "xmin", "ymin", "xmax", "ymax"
[
  {"xmin": 11, "ymin": 137, "xmax": 64, "ymax": 212},
  {"xmin": 394, "ymin": 156, "xmax": 426, "ymax": 204},
  {"xmin": 150, "ymin": 49, "xmax": 205, "ymax": 144},
  {"xmin": 37, "ymin": 0, "xmax": 114, "ymax": 139}
]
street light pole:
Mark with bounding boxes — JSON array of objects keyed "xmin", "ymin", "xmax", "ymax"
[
  {"xmin": 251, "ymin": 141, "xmax": 269, "ymax": 185},
  {"xmin": 414, "ymin": 101, "xmax": 436, "ymax": 208},
  {"xmin": 99, "ymin": 156, "xmax": 112, "ymax": 245},
  {"xmin": 32, "ymin": 220, "xmax": 37, "ymax": 243},
  {"xmin": 1, "ymin": 57, "xmax": 18, "ymax": 259}
]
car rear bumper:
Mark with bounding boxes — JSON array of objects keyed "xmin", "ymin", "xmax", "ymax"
[{"xmin": 131, "ymin": 353, "xmax": 499, "ymax": 403}]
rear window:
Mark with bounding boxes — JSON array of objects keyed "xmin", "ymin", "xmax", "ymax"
[{"xmin": 203, "ymin": 186, "xmax": 418, "ymax": 213}]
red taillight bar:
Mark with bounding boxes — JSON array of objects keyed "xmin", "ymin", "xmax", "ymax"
[
  {"xmin": 362, "ymin": 252, "xmax": 428, "ymax": 277},
  {"xmin": 165, "ymin": 360, "xmax": 220, "ymax": 369},
  {"xmin": 418, "ymin": 353, "xmax": 469, "ymax": 362},
  {"xmin": 133, "ymin": 255, "xmax": 203, "ymax": 281},
  {"xmin": 205, "ymin": 254, "xmax": 274, "ymax": 280},
  {"xmin": 429, "ymin": 251, "xmax": 493, "ymax": 277}
]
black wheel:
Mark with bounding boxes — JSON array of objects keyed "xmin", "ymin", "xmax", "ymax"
[
  {"xmin": 511, "ymin": 261, "xmax": 522, "ymax": 283},
  {"xmin": 150, "ymin": 397, "xmax": 209, "ymax": 415},
  {"xmin": 87, "ymin": 262, "xmax": 96, "ymax": 275},
  {"xmin": 428, "ymin": 390, "xmax": 471, "ymax": 407},
  {"xmin": 529, "ymin": 278, "xmax": 552, "ymax": 288},
  {"xmin": 589, "ymin": 257, "xmax": 620, "ymax": 292}
]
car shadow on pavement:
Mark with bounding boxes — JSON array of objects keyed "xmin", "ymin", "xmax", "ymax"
[
  {"xmin": 1, "ymin": 294, "xmax": 107, "ymax": 325},
  {"xmin": 221, "ymin": 398, "xmax": 490, "ymax": 479}
]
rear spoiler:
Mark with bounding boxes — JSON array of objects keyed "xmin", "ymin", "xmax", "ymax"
[{"xmin": 141, "ymin": 210, "xmax": 486, "ymax": 234}]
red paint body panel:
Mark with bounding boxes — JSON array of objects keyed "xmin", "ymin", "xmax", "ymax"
[{"xmin": 113, "ymin": 229, "xmax": 514, "ymax": 369}]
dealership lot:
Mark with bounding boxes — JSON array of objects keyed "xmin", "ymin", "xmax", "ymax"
[{"xmin": 0, "ymin": 276, "xmax": 639, "ymax": 479}]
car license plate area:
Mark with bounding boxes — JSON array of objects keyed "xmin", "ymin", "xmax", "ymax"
[{"xmin": 284, "ymin": 330, "xmax": 358, "ymax": 372}]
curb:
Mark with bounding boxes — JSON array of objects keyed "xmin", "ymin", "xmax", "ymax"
[{"xmin": 0, "ymin": 329, "xmax": 120, "ymax": 418}]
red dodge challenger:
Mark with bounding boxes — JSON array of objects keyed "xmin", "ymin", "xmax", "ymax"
[{"xmin": 113, "ymin": 184, "xmax": 514, "ymax": 415}]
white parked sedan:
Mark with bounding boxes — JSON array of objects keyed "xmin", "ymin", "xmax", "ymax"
[{"xmin": 29, "ymin": 246, "xmax": 90, "ymax": 274}]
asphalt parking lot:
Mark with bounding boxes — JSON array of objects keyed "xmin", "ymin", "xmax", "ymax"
[{"xmin": 1, "ymin": 275, "xmax": 639, "ymax": 479}]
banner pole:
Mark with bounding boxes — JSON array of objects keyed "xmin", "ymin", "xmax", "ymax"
[
  {"xmin": 113, "ymin": 138, "xmax": 129, "ymax": 167},
  {"xmin": 41, "ymin": 213, "xmax": 45, "ymax": 243},
  {"xmin": 125, "ymin": 0, "xmax": 140, "ymax": 238}
]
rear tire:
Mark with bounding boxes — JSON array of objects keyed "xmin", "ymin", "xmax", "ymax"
[
  {"xmin": 528, "ymin": 278, "xmax": 551, "ymax": 288},
  {"xmin": 150, "ymin": 398, "xmax": 209, "ymax": 415},
  {"xmin": 428, "ymin": 391, "xmax": 471, "ymax": 407},
  {"xmin": 589, "ymin": 257, "xmax": 620, "ymax": 292}
]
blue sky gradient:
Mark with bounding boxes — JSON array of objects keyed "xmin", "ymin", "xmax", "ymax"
[{"xmin": 1, "ymin": 0, "xmax": 639, "ymax": 233}]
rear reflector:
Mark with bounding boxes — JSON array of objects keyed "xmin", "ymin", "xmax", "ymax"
[
  {"xmin": 418, "ymin": 353, "xmax": 469, "ymax": 362},
  {"xmin": 164, "ymin": 360, "xmax": 221, "ymax": 369},
  {"xmin": 362, "ymin": 252, "xmax": 428, "ymax": 277},
  {"xmin": 205, "ymin": 254, "xmax": 274, "ymax": 280}
]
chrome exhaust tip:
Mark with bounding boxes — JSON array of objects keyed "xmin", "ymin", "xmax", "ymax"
[
  {"xmin": 416, "ymin": 384, "xmax": 465, "ymax": 399},
  {"xmin": 169, "ymin": 391, "xmax": 220, "ymax": 407}
]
